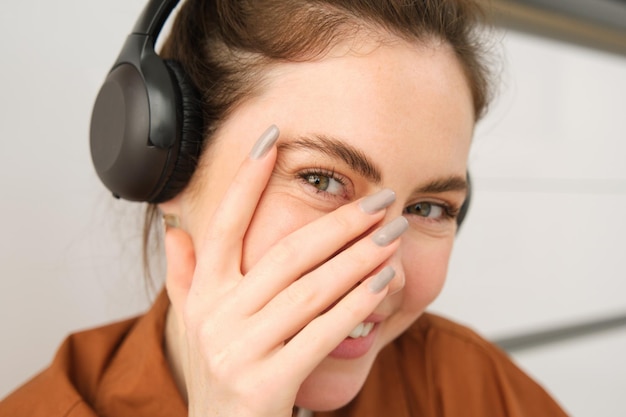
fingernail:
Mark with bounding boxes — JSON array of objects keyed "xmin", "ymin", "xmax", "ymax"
[
  {"xmin": 372, "ymin": 217, "xmax": 409, "ymax": 246},
  {"xmin": 359, "ymin": 188, "xmax": 396, "ymax": 214},
  {"xmin": 249, "ymin": 125, "xmax": 280, "ymax": 159},
  {"xmin": 163, "ymin": 214, "xmax": 180, "ymax": 229},
  {"xmin": 368, "ymin": 266, "xmax": 396, "ymax": 293}
]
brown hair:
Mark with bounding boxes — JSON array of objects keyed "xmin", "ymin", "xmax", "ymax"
[
  {"xmin": 144, "ymin": 0, "xmax": 494, "ymax": 287},
  {"xmin": 162, "ymin": 0, "xmax": 492, "ymax": 134}
]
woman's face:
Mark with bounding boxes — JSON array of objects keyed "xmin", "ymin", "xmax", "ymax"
[{"xmin": 166, "ymin": 38, "xmax": 474, "ymax": 410}]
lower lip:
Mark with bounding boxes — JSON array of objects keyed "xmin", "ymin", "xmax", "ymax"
[{"xmin": 328, "ymin": 324, "xmax": 378, "ymax": 359}]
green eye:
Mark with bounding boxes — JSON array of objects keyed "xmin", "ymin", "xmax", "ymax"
[
  {"xmin": 301, "ymin": 172, "xmax": 345, "ymax": 196},
  {"xmin": 305, "ymin": 174, "xmax": 331, "ymax": 191},
  {"xmin": 405, "ymin": 202, "xmax": 443, "ymax": 218}
]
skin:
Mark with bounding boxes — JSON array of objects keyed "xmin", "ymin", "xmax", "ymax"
[{"xmin": 160, "ymin": 35, "xmax": 474, "ymax": 416}]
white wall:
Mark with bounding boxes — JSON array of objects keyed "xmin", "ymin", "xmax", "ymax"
[
  {"xmin": 0, "ymin": 0, "xmax": 154, "ymax": 396},
  {"xmin": 430, "ymin": 31, "xmax": 626, "ymax": 416},
  {"xmin": 1, "ymin": 2, "xmax": 625, "ymax": 415}
]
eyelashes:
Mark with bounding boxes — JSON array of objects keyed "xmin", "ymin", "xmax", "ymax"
[
  {"xmin": 403, "ymin": 201, "xmax": 459, "ymax": 222},
  {"xmin": 296, "ymin": 168, "xmax": 351, "ymax": 199},
  {"xmin": 295, "ymin": 167, "xmax": 461, "ymax": 224}
]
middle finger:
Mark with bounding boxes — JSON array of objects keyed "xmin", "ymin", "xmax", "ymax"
[{"xmin": 235, "ymin": 188, "xmax": 397, "ymax": 314}]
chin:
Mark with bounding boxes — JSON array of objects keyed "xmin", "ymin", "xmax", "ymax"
[{"xmin": 294, "ymin": 352, "xmax": 378, "ymax": 411}]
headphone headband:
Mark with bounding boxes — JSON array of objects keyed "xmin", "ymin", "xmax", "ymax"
[{"xmin": 132, "ymin": 0, "xmax": 180, "ymax": 37}]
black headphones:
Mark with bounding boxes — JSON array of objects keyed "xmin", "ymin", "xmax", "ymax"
[
  {"xmin": 90, "ymin": 0, "xmax": 471, "ymax": 226},
  {"xmin": 90, "ymin": 0, "xmax": 203, "ymax": 203}
]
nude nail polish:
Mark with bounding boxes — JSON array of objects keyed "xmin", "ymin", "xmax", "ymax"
[
  {"xmin": 368, "ymin": 266, "xmax": 396, "ymax": 293},
  {"xmin": 372, "ymin": 217, "xmax": 409, "ymax": 246},
  {"xmin": 359, "ymin": 188, "xmax": 396, "ymax": 214},
  {"xmin": 249, "ymin": 125, "xmax": 280, "ymax": 159}
]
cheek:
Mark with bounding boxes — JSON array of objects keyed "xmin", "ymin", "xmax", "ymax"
[
  {"xmin": 241, "ymin": 192, "xmax": 323, "ymax": 273},
  {"xmin": 399, "ymin": 237, "xmax": 453, "ymax": 313}
]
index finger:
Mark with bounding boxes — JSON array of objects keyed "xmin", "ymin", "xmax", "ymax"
[{"xmin": 197, "ymin": 125, "xmax": 280, "ymax": 272}]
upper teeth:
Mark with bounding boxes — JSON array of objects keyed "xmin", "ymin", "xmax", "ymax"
[{"xmin": 349, "ymin": 322, "xmax": 374, "ymax": 339}]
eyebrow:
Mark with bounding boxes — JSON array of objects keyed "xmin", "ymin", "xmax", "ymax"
[
  {"xmin": 278, "ymin": 134, "xmax": 383, "ymax": 183},
  {"xmin": 277, "ymin": 133, "xmax": 468, "ymax": 196},
  {"xmin": 415, "ymin": 176, "xmax": 468, "ymax": 195}
]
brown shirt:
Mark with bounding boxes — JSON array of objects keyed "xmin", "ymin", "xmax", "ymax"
[{"xmin": 0, "ymin": 292, "xmax": 568, "ymax": 417}]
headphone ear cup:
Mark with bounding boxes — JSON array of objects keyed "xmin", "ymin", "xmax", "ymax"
[{"xmin": 152, "ymin": 59, "xmax": 205, "ymax": 203}]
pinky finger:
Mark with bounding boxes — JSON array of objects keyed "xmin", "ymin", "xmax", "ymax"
[{"xmin": 277, "ymin": 267, "xmax": 395, "ymax": 378}]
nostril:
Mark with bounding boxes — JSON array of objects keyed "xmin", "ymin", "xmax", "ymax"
[{"xmin": 387, "ymin": 271, "xmax": 405, "ymax": 296}]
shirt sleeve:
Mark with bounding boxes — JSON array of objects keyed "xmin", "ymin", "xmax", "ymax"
[
  {"xmin": 422, "ymin": 315, "xmax": 570, "ymax": 417},
  {"xmin": 0, "ymin": 319, "xmax": 135, "ymax": 417}
]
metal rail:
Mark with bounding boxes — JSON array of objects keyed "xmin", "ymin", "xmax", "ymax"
[
  {"xmin": 495, "ymin": 313, "xmax": 626, "ymax": 352},
  {"xmin": 492, "ymin": 0, "xmax": 626, "ymax": 56}
]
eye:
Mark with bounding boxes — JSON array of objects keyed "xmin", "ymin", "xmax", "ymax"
[
  {"xmin": 404, "ymin": 202, "xmax": 447, "ymax": 220},
  {"xmin": 298, "ymin": 169, "xmax": 348, "ymax": 197}
]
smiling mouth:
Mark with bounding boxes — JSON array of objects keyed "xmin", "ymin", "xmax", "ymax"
[{"xmin": 348, "ymin": 322, "xmax": 375, "ymax": 338}]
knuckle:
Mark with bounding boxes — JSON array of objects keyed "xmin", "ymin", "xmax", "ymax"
[
  {"xmin": 342, "ymin": 246, "xmax": 371, "ymax": 268},
  {"xmin": 339, "ymin": 297, "xmax": 368, "ymax": 321},
  {"xmin": 268, "ymin": 238, "xmax": 299, "ymax": 266},
  {"xmin": 204, "ymin": 220, "xmax": 231, "ymax": 245},
  {"xmin": 330, "ymin": 208, "xmax": 355, "ymax": 233},
  {"xmin": 335, "ymin": 242, "xmax": 380, "ymax": 275},
  {"xmin": 284, "ymin": 279, "xmax": 316, "ymax": 307},
  {"xmin": 208, "ymin": 347, "xmax": 237, "ymax": 378}
]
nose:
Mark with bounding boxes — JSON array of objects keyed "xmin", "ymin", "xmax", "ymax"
[
  {"xmin": 378, "ymin": 208, "xmax": 407, "ymax": 296},
  {"xmin": 387, "ymin": 269, "xmax": 405, "ymax": 296},
  {"xmin": 384, "ymin": 250, "xmax": 406, "ymax": 296}
]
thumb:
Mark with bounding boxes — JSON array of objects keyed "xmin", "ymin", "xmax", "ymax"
[{"xmin": 165, "ymin": 226, "xmax": 197, "ymax": 316}]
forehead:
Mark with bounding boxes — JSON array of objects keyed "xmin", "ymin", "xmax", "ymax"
[
  {"xmin": 261, "ymin": 39, "xmax": 473, "ymax": 167},
  {"xmin": 209, "ymin": 37, "xmax": 474, "ymax": 187}
]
